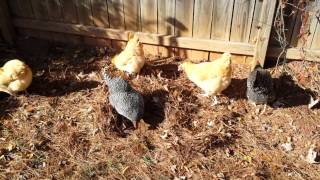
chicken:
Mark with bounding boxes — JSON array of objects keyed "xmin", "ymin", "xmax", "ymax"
[
  {"xmin": 111, "ymin": 33, "xmax": 145, "ymax": 75},
  {"xmin": 0, "ymin": 59, "xmax": 32, "ymax": 94},
  {"xmin": 178, "ymin": 52, "xmax": 232, "ymax": 105},
  {"xmin": 103, "ymin": 71, "xmax": 144, "ymax": 128},
  {"xmin": 246, "ymin": 65, "xmax": 276, "ymax": 112}
]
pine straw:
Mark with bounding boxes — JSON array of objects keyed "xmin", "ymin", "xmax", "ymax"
[{"xmin": 0, "ymin": 43, "xmax": 319, "ymax": 179}]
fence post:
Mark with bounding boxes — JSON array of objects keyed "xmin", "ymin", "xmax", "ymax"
[
  {"xmin": 253, "ymin": 0, "xmax": 277, "ymax": 68},
  {"xmin": 0, "ymin": 0, "xmax": 15, "ymax": 44}
]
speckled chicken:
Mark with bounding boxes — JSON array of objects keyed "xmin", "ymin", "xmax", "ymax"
[
  {"xmin": 103, "ymin": 72, "xmax": 144, "ymax": 128},
  {"xmin": 246, "ymin": 65, "xmax": 276, "ymax": 106}
]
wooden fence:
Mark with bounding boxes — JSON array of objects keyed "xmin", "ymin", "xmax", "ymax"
[{"xmin": 1, "ymin": 0, "xmax": 320, "ymax": 64}]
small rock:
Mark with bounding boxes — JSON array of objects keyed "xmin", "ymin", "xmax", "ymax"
[
  {"xmin": 160, "ymin": 130, "xmax": 169, "ymax": 140},
  {"xmin": 281, "ymin": 142, "xmax": 293, "ymax": 152},
  {"xmin": 207, "ymin": 120, "xmax": 214, "ymax": 127},
  {"xmin": 171, "ymin": 165, "xmax": 177, "ymax": 173},
  {"xmin": 216, "ymin": 172, "xmax": 225, "ymax": 180}
]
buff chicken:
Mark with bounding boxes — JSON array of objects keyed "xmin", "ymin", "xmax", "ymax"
[
  {"xmin": 178, "ymin": 52, "xmax": 232, "ymax": 105},
  {"xmin": 0, "ymin": 59, "xmax": 33, "ymax": 95}
]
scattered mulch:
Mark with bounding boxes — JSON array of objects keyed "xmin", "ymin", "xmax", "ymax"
[{"xmin": 0, "ymin": 39, "xmax": 319, "ymax": 179}]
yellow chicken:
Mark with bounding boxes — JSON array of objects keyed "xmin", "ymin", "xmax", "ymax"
[
  {"xmin": 0, "ymin": 59, "xmax": 33, "ymax": 94},
  {"xmin": 178, "ymin": 52, "xmax": 232, "ymax": 105},
  {"xmin": 111, "ymin": 33, "xmax": 145, "ymax": 75}
]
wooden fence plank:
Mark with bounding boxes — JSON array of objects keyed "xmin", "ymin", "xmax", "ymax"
[
  {"xmin": 191, "ymin": 0, "xmax": 214, "ymax": 60},
  {"xmin": 211, "ymin": 0, "xmax": 234, "ymax": 41},
  {"xmin": 13, "ymin": 18, "xmax": 255, "ymax": 55},
  {"xmin": 0, "ymin": 0, "xmax": 15, "ymax": 44},
  {"xmin": 17, "ymin": 0, "xmax": 34, "ymax": 18},
  {"xmin": 209, "ymin": 0, "xmax": 234, "ymax": 61},
  {"xmin": 268, "ymin": 47, "xmax": 320, "ymax": 62},
  {"xmin": 141, "ymin": 0, "xmax": 157, "ymax": 33},
  {"xmin": 8, "ymin": 0, "xmax": 21, "ymax": 17},
  {"xmin": 158, "ymin": 0, "xmax": 175, "ymax": 57},
  {"xmin": 311, "ymin": 24, "xmax": 320, "ymax": 49},
  {"xmin": 91, "ymin": 0, "xmax": 109, "ymax": 27},
  {"xmin": 91, "ymin": 0, "xmax": 111, "ymax": 47},
  {"xmin": 175, "ymin": 0, "xmax": 193, "ymax": 37},
  {"xmin": 249, "ymin": 0, "xmax": 263, "ymax": 44},
  {"xmin": 175, "ymin": 0, "xmax": 194, "ymax": 58},
  {"xmin": 107, "ymin": 0, "xmax": 125, "ymax": 29},
  {"xmin": 47, "ymin": 0, "xmax": 63, "ymax": 21},
  {"xmin": 60, "ymin": 0, "xmax": 78, "ymax": 23},
  {"xmin": 124, "ymin": 0, "xmax": 141, "ymax": 31},
  {"xmin": 141, "ymin": 0, "xmax": 158, "ymax": 55},
  {"xmin": 306, "ymin": 0, "xmax": 320, "ymax": 48},
  {"xmin": 76, "ymin": 0, "xmax": 93, "ymax": 25},
  {"xmin": 230, "ymin": 0, "xmax": 255, "ymax": 42},
  {"xmin": 30, "ymin": 0, "xmax": 49, "ymax": 20},
  {"xmin": 253, "ymin": 0, "xmax": 277, "ymax": 67},
  {"xmin": 107, "ymin": 0, "xmax": 126, "ymax": 49}
]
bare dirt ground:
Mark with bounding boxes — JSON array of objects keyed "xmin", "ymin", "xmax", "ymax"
[{"xmin": 0, "ymin": 38, "xmax": 319, "ymax": 180}]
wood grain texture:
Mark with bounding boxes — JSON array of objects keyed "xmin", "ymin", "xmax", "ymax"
[
  {"xmin": 47, "ymin": 0, "xmax": 63, "ymax": 21},
  {"xmin": 17, "ymin": 0, "xmax": 34, "ymax": 18},
  {"xmin": 211, "ymin": 0, "xmax": 234, "ymax": 40},
  {"xmin": 253, "ymin": 0, "xmax": 277, "ymax": 66},
  {"xmin": 0, "ymin": 0, "xmax": 15, "ymax": 44},
  {"xmin": 230, "ymin": 0, "xmax": 255, "ymax": 42},
  {"xmin": 175, "ymin": 0, "xmax": 193, "ymax": 37},
  {"xmin": 158, "ymin": 0, "xmax": 176, "ymax": 57},
  {"xmin": 30, "ymin": 0, "xmax": 49, "ymax": 20},
  {"xmin": 92, "ymin": 0, "xmax": 109, "ymax": 27},
  {"xmin": 307, "ymin": 0, "xmax": 320, "ymax": 49},
  {"xmin": 60, "ymin": 0, "xmax": 78, "ymax": 23},
  {"xmin": 268, "ymin": 47, "xmax": 320, "ymax": 62},
  {"xmin": 158, "ymin": 0, "xmax": 175, "ymax": 35},
  {"xmin": 311, "ymin": 24, "xmax": 320, "ymax": 49},
  {"xmin": 8, "ymin": 0, "xmax": 21, "ymax": 17},
  {"xmin": 123, "ymin": 0, "xmax": 140, "ymax": 31},
  {"xmin": 141, "ymin": 0, "xmax": 158, "ymax": 55},
  {"xmin": 107, "ymin": 0, "xmax": 125, "ymax": 29},
  {"xmin": 107, "ymin": 0, "xmax": 125, "ymax": 49},
  {"xmin": 192, "ymin": 0, "xmax": 214, "ymax": 60},
  {"xmin": 249, "ymin": 0, "xmax": 263, "ymax": 44},
  {"xmin": 141, "ymin": 0, "xmax": 157, "ymax": 33},
  {"xmin": 76, "ymin": 0, "xmax": 93, "ymax": 25},
  {"xmin": 13, "ymin": 18, "xmax": 255, "ymax": 55},
  {"xmin": 175, "ymin": 0, "xmax": 194, "ymax": 58}
]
